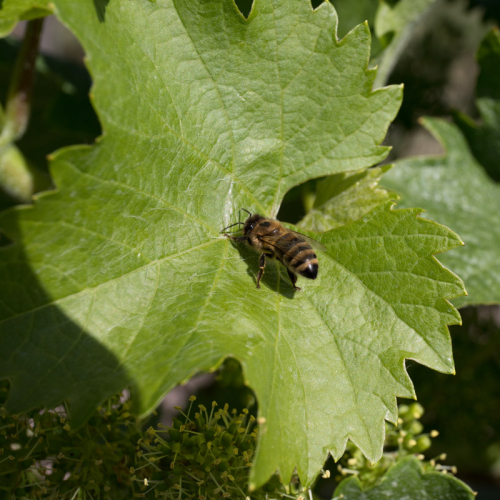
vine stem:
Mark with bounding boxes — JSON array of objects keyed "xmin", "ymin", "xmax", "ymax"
[
  {"xmin": 1, "ymin": 18, "xmax": 44, "ymax": 146},
  {"xmin": 0, "ymin": 18, "xmax": 52, "ymax": 203}
]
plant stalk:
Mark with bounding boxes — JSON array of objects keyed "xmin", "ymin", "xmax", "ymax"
[{"xmin": 1, "ymin": 18, "xmax": 44, "ymax": 146}]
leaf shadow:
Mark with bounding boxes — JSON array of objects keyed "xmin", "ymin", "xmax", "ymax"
[
  {"xmin": 233, "ymin": 0, "xmax": 253, "ymax": 19},
  {"xmin": 225, "ymin": 238, "xmax": 297, "ymax": 300},
  {"xmin": 0, "ymin": 213, "xmax": 137, "ymax": 426},
  {"xmin": 92, "ymin": 0, "xmax": 110, "ymax": 23}
]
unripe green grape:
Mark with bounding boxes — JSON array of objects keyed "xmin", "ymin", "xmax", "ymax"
[
  {"xmin": 413, "ymin": 435, "xmax": 432, "ymax": 453},
  {"xmin": 409, "ymin": 420, "xmax": 424, "ymax": 435},
  {"xmin": 408, "ymin": 402, "xmax": 424, "ymax": 420}
]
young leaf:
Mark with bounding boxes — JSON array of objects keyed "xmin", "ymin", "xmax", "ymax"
[
  {"xmin": 334, "ymin": 456, "xmax": 475, "ymax": 500},
  {"xmin": 297, "ymin": 164, "xmax": 398, "ymax": 232},
  {"xmin": 0, "ymin": 0, "xmax": 464, "ymax": 488},
  {"xmin": 383, "ymin": 118, "xmax": 500, "ymax": 307}
]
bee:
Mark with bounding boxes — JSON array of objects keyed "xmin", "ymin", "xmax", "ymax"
[{"xmin": 221, "ymin": 209, "xmax": 325, "ymax": 291}]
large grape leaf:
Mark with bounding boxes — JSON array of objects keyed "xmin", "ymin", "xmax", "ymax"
[
  {"xmin": 0, "ymin": 0, "xmax": 465, "ymax": 488},
  {"xmin": 383, "ymin": 118, "xmax": 500, "ymax": 307},
  {"xmin": 335, "ymin": 456, "xmax": 475, "ymax": 500}
]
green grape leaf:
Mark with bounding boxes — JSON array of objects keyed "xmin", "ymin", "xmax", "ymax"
[
  {"xmin": 334, "ymin": 456, "xmax": 475, "ymax": 500},
  {"xmin": 0, "ymin": 0, "xmax": 465, "ymax": 488},
  {"xmin": 373, "ymin": 0, "xmax": 437, "ymax": 88},
  {"xmin": 383, "ymin": 118, "xmax": 500, "ymax": 307},
  {"xmin": 0, "ymin": 0, "xmax": 52, "ymax": 37},
  {"xmin": 455, "ymin": 28, "xmax": 500, "ymax": 182},
  {"xmin": 297, "ymin": 164, "xmax": 398, "ymax": 232}
]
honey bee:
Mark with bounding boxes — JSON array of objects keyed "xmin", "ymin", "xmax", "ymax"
[{"xmin": 221, "ymin": 209, "xmax": 325, "ymax": 291}]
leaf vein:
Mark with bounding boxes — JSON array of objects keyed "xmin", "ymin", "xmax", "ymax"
[
  {"xmin": 0, "ymin": 240, "xmax": 219, "ymax": 326},
  {"xmin": 172, "ymin": 0, "xmax": 236, "ymax": 172}
]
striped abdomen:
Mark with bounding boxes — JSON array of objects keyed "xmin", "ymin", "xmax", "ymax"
[{"xmin": 275, "ymin": 232, "xmax": 318, "ymax": 279}]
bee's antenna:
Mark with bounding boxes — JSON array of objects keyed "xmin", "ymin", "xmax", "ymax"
[
  {"xmin": 239, "ymin": 207, "xmax": 252, "ymax": 226},
  {"xmin": 220, "ymin": 221, "xmax": 244, "ymax": 234},
  {"xmin": 221, "ymin": 208, "xmax": 252, "ymax": 234}
]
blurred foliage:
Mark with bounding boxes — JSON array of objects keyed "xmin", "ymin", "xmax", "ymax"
[
  {"xmin": 387, "ymin": 0, "xmax": 488, "ymax": 129},
  {"xmin": 373, "ymin": 0, "xmax": 438, "ymax": 88},
  {"xmin": 190, "ymin": 359, "xmax": 258, "ymax": 421},
  {"xmin": 470, "ymin": 0, "xmax": 500, "ymax": 24},
  {"xmin": 455, "ymin": 28, "xmax": 500, "ymax": 181},
  {"xmin": 378, "ymin": 4, "xmax": 500, "ymax": 486},
  {"xmin": 383, "ymin": 117, "xmax": 500, "ymax": 307},
  {"xmin": 405, "ymin": 306, "xmax": 500, "ymax": 480},
  {"xmin": 0, "ymin": 36, "xmax": 100, "ymax": 209},
  {"xmin": 0, "ymin": 381, "xmax": 143, "ymax": 499}
]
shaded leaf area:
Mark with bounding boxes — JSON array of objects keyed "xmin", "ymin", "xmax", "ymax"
[
  {"xmin": 297, "ymin": 165, "xmax": 398, "ymax": 232},
  {"xmin": 383, "ymin": 118, "xmax": 500, "ymax": 307},
  {"xmin": 0, "ymin": 0, "xmax": 464, "ymax": 488},
  {"xmin": 0, "ymin": 38, "xmax": 101, "ymax": 209},
  {"xmin": 0, "ymin": 0, "xmax": 52, "ymax": 37},
  {"xmin": 455, "ymin": 28, "xmax": 500, "ymax": 182},
  {"xmin": 335, "ymin": 456, "xmax": 475, "ymax": 500}
]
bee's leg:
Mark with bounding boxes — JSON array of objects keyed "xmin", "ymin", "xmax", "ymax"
[
  {"xmin": 287, "ymin": 269, "xmax": 301, "ymax": 291},
  {"xmin": 256, "ymin": 253, "xmax": 267, "ymax": 289},
  {"xmin": 223, "ymin": 234, "xmax": 248, "ymax": 243}
]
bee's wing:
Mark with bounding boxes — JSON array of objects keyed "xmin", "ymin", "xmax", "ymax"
[{"xmin": 289, "ymin": 230, "xmax": 327, "ymax": 252}]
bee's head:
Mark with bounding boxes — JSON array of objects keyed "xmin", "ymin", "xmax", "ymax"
[{"xmin": 243, "ymin": 214, "xmax": 264, "ymax": 235}]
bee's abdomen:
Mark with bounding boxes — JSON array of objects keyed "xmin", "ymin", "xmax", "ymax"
[
  {"xmin": 279, "ymin": 235, "xmax": 319, "ymax": 280},
  {"xmin": 296, "ymin": 261, "xmax": 318, "ymax": 279}
]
